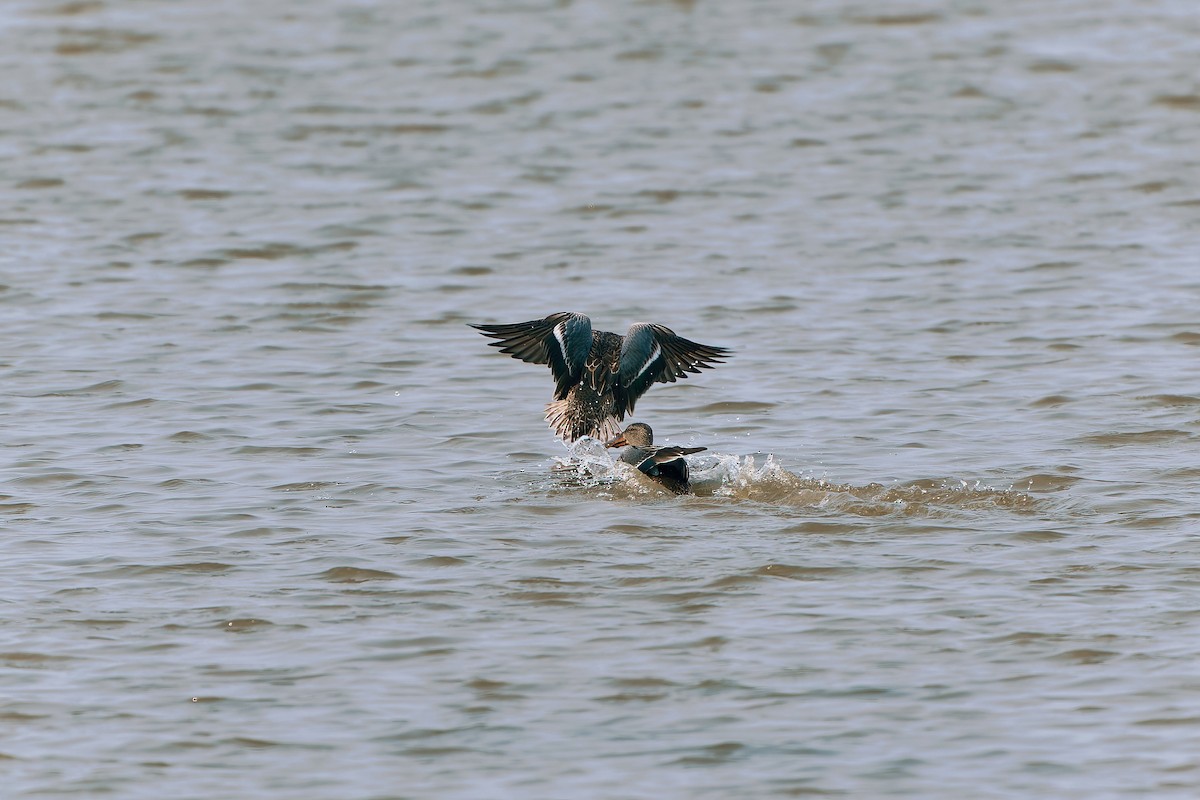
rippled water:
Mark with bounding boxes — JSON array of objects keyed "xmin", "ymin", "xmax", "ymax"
[{"xmin": 4, "ymin": 0, "xmax": 1200, "ymax": 796}]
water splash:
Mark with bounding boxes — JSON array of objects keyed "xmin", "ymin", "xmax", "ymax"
[
  {"xmin": 550, "ymin": 446, "xmax": 1036, "ymax": 513},
  {"xmin": 549, "ymin": 436, "xmax": 619, "ymax": 488},
  {"xmin": 696, "ymin": 453, "xmax": 1036, "ymax": 513}
]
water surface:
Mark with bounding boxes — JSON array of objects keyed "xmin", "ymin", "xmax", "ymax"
[{"xmin": 3, "ymin": 0, "xmax": 1200, "ymax": 797}]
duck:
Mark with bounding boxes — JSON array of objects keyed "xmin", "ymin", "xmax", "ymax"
[
  {"xmin": 606, "ymin": 422, "xmax": 706, "ymax": 495},
  {"xmin": 471, "ymin": 312, "xmax": 730, "ymax": 442}
]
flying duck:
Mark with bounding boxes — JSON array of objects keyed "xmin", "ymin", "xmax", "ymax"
[
  {"xmin": 606, "ymin": 422, "xmax": 706, "ymax": 495},
  {"xmin": 471, "ymin": 312, "xmax": 729, "ymax": 442}
]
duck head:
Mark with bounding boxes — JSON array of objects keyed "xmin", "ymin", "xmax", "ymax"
[{"xmin": 606, "ymin": 422, "xmax": 654, "ymax": 449}]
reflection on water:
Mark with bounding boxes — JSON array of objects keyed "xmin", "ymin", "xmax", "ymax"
[{"xmin": 3, "ymin": 0, "xmax": 1200, "ymax": 797}]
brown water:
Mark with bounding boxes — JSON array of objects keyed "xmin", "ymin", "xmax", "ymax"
[{"xmin": 4, "ymin": 0, "xmax": 1200, "ymax": 797}]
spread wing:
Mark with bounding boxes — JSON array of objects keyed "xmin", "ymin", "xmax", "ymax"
[
  {"xmin": 471, "ymin": 312, "xmax": 592, "ymax": 399},
  {"xmin": 617, "ymin": 323, "xmax": 730, "ymax": 414}
]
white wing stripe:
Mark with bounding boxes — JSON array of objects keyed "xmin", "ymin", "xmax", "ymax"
[
  {"xmin": 552, "ymin": 321, "xmax": 569, "ymax": 363},
  {"xmin": 633, "ymin": 342, "xmax": 661, "ymax": 382}
]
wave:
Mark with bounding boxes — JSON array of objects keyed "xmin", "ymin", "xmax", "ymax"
[{"xmin": 549, "ymin": 438, "xmax": 1036, "ymax": 514}]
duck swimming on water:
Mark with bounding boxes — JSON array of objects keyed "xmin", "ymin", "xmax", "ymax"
[
  {"xmin": 471, "ymin": 312, "xmax": 730, "ymax": 442},
  {"xmin": 607, "ymin": 422, "xmax": 705, "ymax": 495}
]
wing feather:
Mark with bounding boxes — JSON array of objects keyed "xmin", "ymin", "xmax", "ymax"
[
  {"xmin": 647, "ymin": 445, "xmax": 707, "ymax": 462},
  {"xmin": 617, "ymin": 323, "xmax": 730, "ymax": 414},
  {"xmin": 471, "ymin": 312, "xmax": 591, "ymax": 399}
]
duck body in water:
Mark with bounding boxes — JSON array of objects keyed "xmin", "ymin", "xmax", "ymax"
[
  {"xmin": 606, "ymin": 422, "xmax": 706, "ymax": 495},
  {"xmin": 471, "ymin": 312, "xmax": 729, "ymax": 442}
]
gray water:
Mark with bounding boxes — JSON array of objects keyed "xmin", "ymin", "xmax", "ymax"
[{"xmin": 3, "ymin": 0, "xmax": 1200, "ymax": 797}]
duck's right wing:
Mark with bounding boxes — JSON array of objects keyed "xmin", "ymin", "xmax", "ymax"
[{"xmin": 471, "ymin": 312, "xmax": 591, "ymax": 399}]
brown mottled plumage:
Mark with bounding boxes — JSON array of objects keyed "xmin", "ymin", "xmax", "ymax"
[{"xmin": 471, "ymin": 312, "xmax": 729, "ymax": 442}]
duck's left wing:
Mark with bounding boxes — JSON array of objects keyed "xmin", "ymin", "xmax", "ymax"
[
  {"xmin": 471, "ymin": 312, "xmax": 592, "ymax": 399},
  {"xmin": 617, "ymin": 323, "xmax": 730, "ymax": 413}
]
